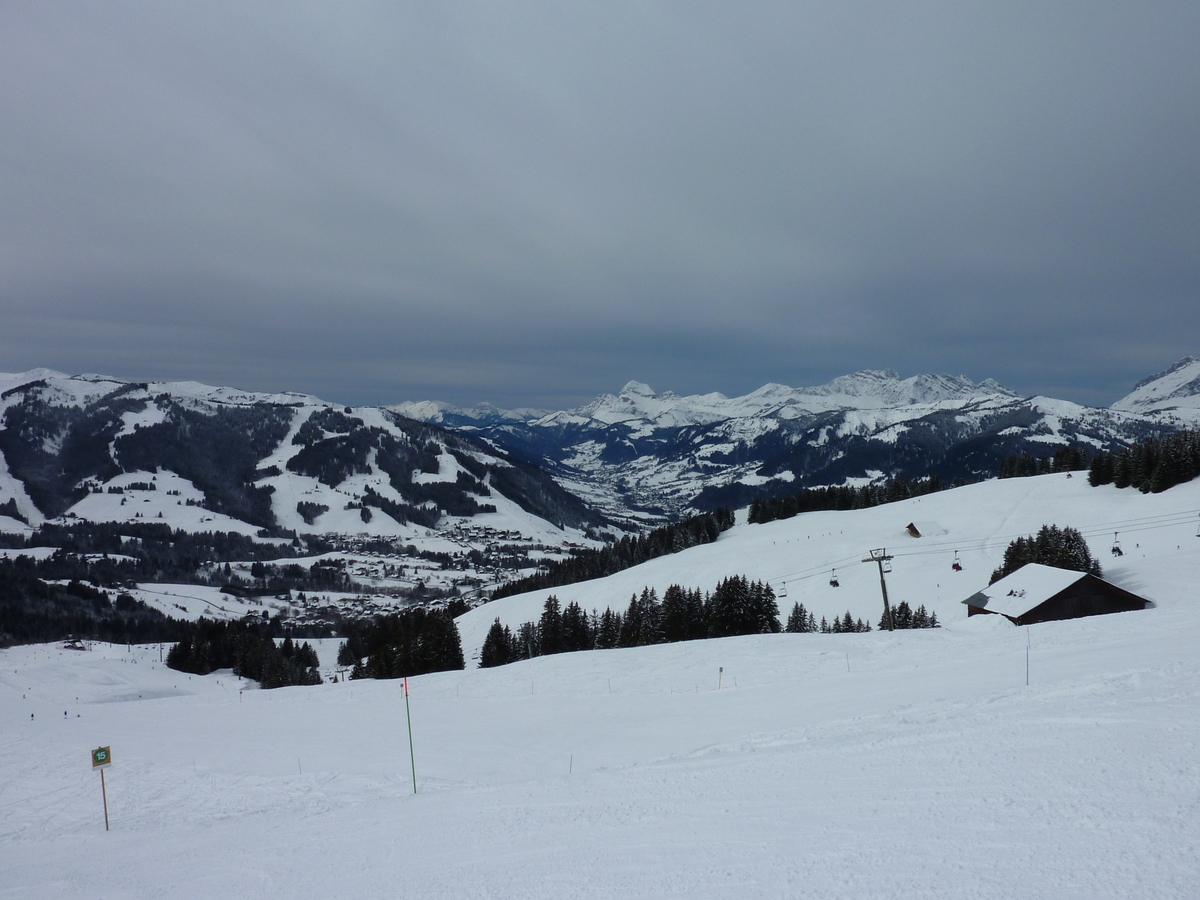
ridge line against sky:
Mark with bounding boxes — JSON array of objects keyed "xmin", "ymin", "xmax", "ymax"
[
  {"xmin": 2, "ymin": 2, "xmax": 1199, "ymax": 410},
  {"xmin": 4, "ymin": 360, "xmax": 1194, "ymax": 416}
]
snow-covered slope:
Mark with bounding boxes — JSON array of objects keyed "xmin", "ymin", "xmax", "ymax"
[
  {"xmin": 456, "ymin": 471, "xmax": 1200, "ymax": 660},
  {"xmin": 4, "ymin": 473, "xmax": 1200, "ymax": 897},
  {"xmin": 1111, "ymin": 356, "xmax": 1200, "ymax": 418}
]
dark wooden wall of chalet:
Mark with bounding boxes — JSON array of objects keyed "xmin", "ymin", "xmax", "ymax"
[{"xmin": 1018, "ymin": 576, "xmax": 1149, "ymax": 626}]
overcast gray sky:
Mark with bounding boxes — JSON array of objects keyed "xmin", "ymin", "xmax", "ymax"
[{"xmin": 2, "ymin": 2, "xmax": 1198, "ymax": 409}]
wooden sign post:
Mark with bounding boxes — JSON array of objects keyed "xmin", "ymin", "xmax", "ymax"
[{"xmin": 92, "ymin": 746, "xmax": 112, "ymax": 831}]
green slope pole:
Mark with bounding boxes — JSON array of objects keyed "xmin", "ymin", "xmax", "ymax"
[{"xmin": 404, "ymin": 677, "xmax": 417, "ymax": 794}]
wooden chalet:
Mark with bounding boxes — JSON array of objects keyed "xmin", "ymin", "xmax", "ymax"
[{"xmin": 962, "ymin": 563, "xmax": 1150, "ymax": 626}]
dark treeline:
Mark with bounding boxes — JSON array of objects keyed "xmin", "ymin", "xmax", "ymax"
[
  {"xmin": 0, "ymin": 560, "xmax": 188, "ymax": 646},
  {"xmin": 748, "ymin": 476, "xmax": 948, "ymax": 526},
  {"xmin": 0, "ymin": 521, "xmax": 333, "ymax": 578},
  {"xmin": 491, "ymin": 508, "xmax": 735, "ymax": 601},
  {"xmin": 784, "ymin": 600, "xmax": 937, "ymax": 633},
  {"xmin": 0, "ymin": 522, "xmax": 456, "ymax": 599},
  {"xmin": 481, "ymin": 576, "xmax": 780, "ymax": 667},
  {"xmin": 336, "ymin": 607, "xmax": 465, "ymax": 679},
  {"xmin": 167, "ymin": 621, "xmax": 322, "ymax": 688},
  {"xmin": 0, "ymin": 544, "xmax": 357, "ymax": 600},
  {"xmin": 989, "ymin": 525, "xmax": 1102, "ymax": 585},
  {"xmin": 997, "ymin": 445, "xmax": 1089, "ymax": 478},
  {"xmin": 785, "ymin": 602, "xmax": 869, "ymax": 633},
  {"xmin": 881, "ymin": 601, "xmax": 938, "ymax": 630},
  {"xmin": 1087, "ymin": 430, "xmax": 1200, "ymax": 494}
]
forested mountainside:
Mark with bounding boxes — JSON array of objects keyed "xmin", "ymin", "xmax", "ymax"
[{"xmin": 0, "ymin": 371, "xmax": 604, "ymax": 538}]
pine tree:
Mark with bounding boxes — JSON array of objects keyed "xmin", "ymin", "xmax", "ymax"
[
  {"xmin": 990, "ymin": 524, "xmax": 1101, "ymax": 584},
  {"xmin": 707, "ymin": 576, "xmax": 762, "ymax": 637},
  {"xmin": 660, "ymin": 584, "xmax": 691, "ymax": 642},
  {"xmin": 560, "ymin": 601, "xmax": 592, "ymax": 652},
  {"xmin": 479, "ymin": 618, "xmax": 513, "ymax": 668},
  {"xmin": 618, "ymin": 594, "xmax": 642, "ymax": 647},
  {"xmin": 637, "ymin": 587, "xmax": 662, "ymax": 645},
  {"xmin": 785, "ymin": 602, "xmax": 811, "ymax": 633},
  {"xmin": 595, "ymin": 608, "xmax": 622, "ymax": 649},
  {"xmin": 537, "ymin": 596, "xmax": 564, "ymax": 655}
]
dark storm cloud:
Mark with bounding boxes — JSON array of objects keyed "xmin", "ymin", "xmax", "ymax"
[{"xmin": 2, "ymin": 1, "xmax": 1198, "ymax": 408}]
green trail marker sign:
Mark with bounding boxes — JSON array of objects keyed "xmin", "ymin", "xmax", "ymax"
[{"xmin": 92, "ymin": 746, "xmax": 112, "ymax": 830}]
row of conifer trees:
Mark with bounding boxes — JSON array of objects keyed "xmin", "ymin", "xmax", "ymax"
[
  {"xmin": 997, "ymin": 445, "xmax": 1089, "ymax": 478},
  {"xmin": 166, "ymin": 622, "xmax": 322, "ymax": 688},
  {"xmin": 336, "ymin": 607, "xmax": 465, "ymax": 679},
  {"xmin": 481, "ymin": 578, "xmax": 941, "ymax": 667},
  {"xmin": 747, "ymin": 477, "xmax": 947, "ymax": 526},
  {"xmin": 481, "ymin": 576, "xmax": 780, "ymax": 667},
  {"xmin": 988, "ymin": 524, "xmax": 1101, "ymax": 585},
  {"xmin": 491, "ymin": 509, "xmax": 735, "ymax": 600},
  {"xmin": 784, "ymin": 600, "xmax": 938, "ymax": 633},
  {"xmin": 1087, "ymin": 430, "xmax": 1200, "ymax": 494}
]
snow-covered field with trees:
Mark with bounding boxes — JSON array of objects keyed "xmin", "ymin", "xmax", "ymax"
[{"xmin": 3, "ymin": 473, "xmax": 1200, "ymax": 898}]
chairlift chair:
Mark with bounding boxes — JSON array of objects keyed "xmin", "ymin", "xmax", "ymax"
[
  {"xmin": 1111, "ymin": 532, "xmax": 1123, "ymax": 557},
  {"xmin": 779, "ymin": 581, "xmax": 788, "ymax": 599},
  {"xmin": 952, "ymin": 550, "xmax": 963, "ymax": 572},
  {"xmin": 829, "ymin": 569, "xmax": 840, "ymax": 588}
]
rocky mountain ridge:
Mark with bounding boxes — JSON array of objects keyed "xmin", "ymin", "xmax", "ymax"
[{"xmin": 397, "ymin": 362, "xmax": 1200, "ymax": 521}]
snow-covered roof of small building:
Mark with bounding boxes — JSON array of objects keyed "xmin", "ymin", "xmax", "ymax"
[{"xmin": 962, "ymin": 564, "xmax": 1090, "ymax": 618}]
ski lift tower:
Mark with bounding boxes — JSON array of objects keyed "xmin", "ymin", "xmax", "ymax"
[{"xmin": 863, "ymin": 548, "xmax": 895, "ymax": 631}]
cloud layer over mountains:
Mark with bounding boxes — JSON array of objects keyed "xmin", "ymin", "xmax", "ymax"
[{"xmin": 2, "ymin": 3, "xmax": 1199, "ymax": 407}]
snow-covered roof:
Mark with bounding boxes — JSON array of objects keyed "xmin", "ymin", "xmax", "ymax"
[{"xmin": 962, "ymin": 563, "xmax": 1091, "ymax": 618}]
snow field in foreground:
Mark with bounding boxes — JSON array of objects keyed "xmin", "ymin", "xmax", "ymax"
[
  {"xmin": 3, "ymin": 472, "xmax": 1200, "ymax": 898},
  {"xmin": 3, "ymin": 601, "xmax": 1199, "ymax": 899}
]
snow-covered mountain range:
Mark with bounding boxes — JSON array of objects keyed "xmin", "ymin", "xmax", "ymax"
[
  {"xmin": 2, "ymin": 359, "xmax": 1198, "ymax": 539},
  {"xmin": 0, "ymin": 369, "xmax": 602, "ymax": 542},
  {"xmin": 397, "ymin": 359, "xmax": 1200, "ymax": 521}
]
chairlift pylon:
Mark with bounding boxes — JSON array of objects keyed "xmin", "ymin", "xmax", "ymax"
[
  {"xmin": 1111, "ymin": 532, "xmax": 1123, "ymax": 557},
  {"xmin": 829, "ymin": 569, "xmax": 840, "ymax": 588},
  {"xmin": 952, "ymin": 550, "xmax": 963, "ymax": 572}
]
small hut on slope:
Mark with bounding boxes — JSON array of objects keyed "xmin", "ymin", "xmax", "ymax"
[{"xmin": 962, "ymin": 563, "xmax": 1150, "ymax": 626}]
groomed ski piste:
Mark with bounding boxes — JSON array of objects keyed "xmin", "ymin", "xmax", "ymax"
[{"xmin": 3, "ymin": 473, "xmax": 1199, "ymax": 898}]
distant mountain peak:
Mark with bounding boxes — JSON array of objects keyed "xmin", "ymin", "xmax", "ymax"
[
  {"xmin": 619, "ymin": 380, "xmax": 657, "ymax": 397},
  {"xmin": 803, "ymin": 369, "xmax": 1014, "ymax": 407},
  {"xmin": 1130, "ymin": 356, "xmax": 1199, "ymax": 391},
  {"xmin": 1112, "ymin": 356, "xmax": 1200, "ymax": 413}
]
